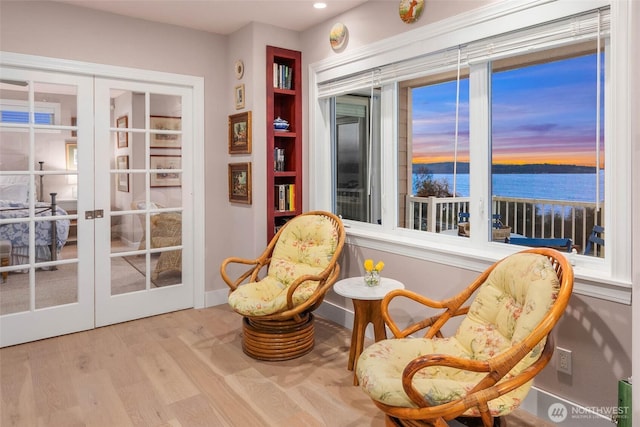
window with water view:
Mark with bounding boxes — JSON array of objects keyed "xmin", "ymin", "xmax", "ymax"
[{"xmin": 405, "ymin": 50, "xmax": 605, "ymax": 257}]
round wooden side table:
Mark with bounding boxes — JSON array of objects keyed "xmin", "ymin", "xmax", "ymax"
[{"xmin": 333, "ymin": 276, "xmax": 405, "ymax": 385}]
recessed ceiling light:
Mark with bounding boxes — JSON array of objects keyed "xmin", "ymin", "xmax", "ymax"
[{"xmin": 314, "ymin": 2, "xmax": 327, "ymax": 9}]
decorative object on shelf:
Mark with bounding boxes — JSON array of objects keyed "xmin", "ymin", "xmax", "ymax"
[
  {"xmin": 150, "ymin": 116, "xmax": 182, "ymax": 148},
  {"xmin": 65, "ymin": 142, "xmax": 77, "ymax": 170},
  {"xmin": 329, "ymin": 22, "xmax": 348, "ymax": 51},
  {"xmin": 150, "ymin": 155, "xmax": 181, "ymax": 187},
  {"xmin": 234, "ymin": 59, "xmax": 244, "ymax": 79},
  {"xmin": 399, "ymin": 0, "xmax": 424, "ymax": 24},
  {"xmin": 363, "ymin": 259, "xmax": 385, "ymax": 287},
  {"xmin": 116, "ymin": 155, "xmax": 130, "ymax": 192},
  {"xmin": 116, "ymin": 115, "xmax": 128, "ymax": 148},
  {"xmin": 273, "ymin": 116, "xmax": 289, "ymax": 131},
  {"xmin": 228, "ymin": 111, "xmax": 252, "ymax": 154},
  {"xmin": 228, "ymin": 162, "xmax": 252, "ymax": 204},
  {"xmin": 234, "ymin": 84, "xmax": 245, "ymax": 110}
]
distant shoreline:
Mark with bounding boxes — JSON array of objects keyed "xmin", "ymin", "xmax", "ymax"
[{"xmin": 412, "ymin": 162, "xmax": 599, "ymax": 174}]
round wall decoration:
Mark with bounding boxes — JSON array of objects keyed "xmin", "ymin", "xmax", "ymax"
[
  {"xmin": 234, "ymin": 60, "xmax": 244, "ymax": 79},
  {"xmin": 399, "ymin": 0, "xmax": 424, "ymax": 24},
  {"xmin": 329, "ymin": 22, "xmax": 348, "ymax": 51}
]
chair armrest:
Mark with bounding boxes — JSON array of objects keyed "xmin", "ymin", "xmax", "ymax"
[
  {"xmin": 381, "ymin": 289, "xmax": 469, "ymax": 339},
  {"xmin": 283, "ymin": 264, "xmax": 337, "ymax": 310},
  {"xmin": 401, "ymin": 333, "xmax": 553, "ymax": 410},
  {"xmin": 402, "ymin": 353, "xmax": 491, "ymax": 407},
  {"xmin": 220, "ymin": 256, "xmax": 269, "ymax": 291}
]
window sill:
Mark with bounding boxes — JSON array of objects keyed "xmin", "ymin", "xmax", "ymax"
[{"xmin": 344, "ymin": 224, "xmax": 631, "ymax": 305}]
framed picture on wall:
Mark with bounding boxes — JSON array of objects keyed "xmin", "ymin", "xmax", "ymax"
[
  {"xmin": 228, "ymin": 162, "xmax": 252, "ymax": 204},
  {"xmin": 150, "ymin": 155, "xmax": 182, "ymax": 187},
  {"xmin": 116, "ymin": 115, "xmax": 128, "ymax": 148},
  {"xmin": 228, "ymin": 111, "xmax": 251, "ymax": 154},
  {"xmin": 150, "ymin": 116, "xmax": 182, "ymax": 148},
  {"xmin": 65, "ymin": 142, "xmax": 77, "ymax": 170},
  {"xmin": 116, "ymin": 155, "xmax": 129, "ymax": 192},
  {"xmin": 234, "ymin": 84, "xmax": 245, "ymax": 110}
]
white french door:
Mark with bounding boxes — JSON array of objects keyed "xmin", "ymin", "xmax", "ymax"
[
  {"xmin": 0, "ymin": 63, "xmax": 196, "ymax": 347},
  {"xmin": 93, "ymin": 78, "xmax": 193, "ymax": 327},
  {"xmin": 0, "ymin": 68, "xmax": 95, "ymax": 346}
]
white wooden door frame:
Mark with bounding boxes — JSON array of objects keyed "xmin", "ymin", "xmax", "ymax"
[{"xmin": 0, "ymin": 52, "xmax": 205, "ymax": 347}]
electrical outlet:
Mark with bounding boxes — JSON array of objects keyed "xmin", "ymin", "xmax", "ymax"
[{"xmin": 556, "ymin": 347, "xmax": 572, "ymax": 375}]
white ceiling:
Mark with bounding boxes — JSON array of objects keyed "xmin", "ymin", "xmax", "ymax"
[{"xmin": 55, "ymin": 1, "xmax": 382, "ymax": 35}]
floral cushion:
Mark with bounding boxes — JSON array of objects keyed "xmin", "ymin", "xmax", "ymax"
[
  {"xmin": 228, "ymin": 214, "xmax": 339, "ymax": 316},
  {"xmin": 356, "ymin": 253, "xmax": 560, "ymax": 416}
]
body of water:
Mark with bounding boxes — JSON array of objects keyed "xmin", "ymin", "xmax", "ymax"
[{"xmin": 415, "ymin": 173, "xmax": 604, "ymax": 203}]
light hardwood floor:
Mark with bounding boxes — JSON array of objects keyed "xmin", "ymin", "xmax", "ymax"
[{"xmin": 1, "ymin": 305, "xmax": 552, "ymax": 427}]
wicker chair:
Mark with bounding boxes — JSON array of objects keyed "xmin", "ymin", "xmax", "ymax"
[
  {"xmin": 221, "ymin": 211, "xmax": 345, "ymax": 361},
  {"xmin": 356, "ymin": 248, "xmax": 573, "ymax": 427}
]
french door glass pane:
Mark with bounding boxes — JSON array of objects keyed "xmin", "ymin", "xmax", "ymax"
[
  {"xmin": 109, "ymin": 89, "xmax": 183, "ymax": 295},
  {"xmin": 0, "ymin": 80, "xmax": 79, "ymax": 314}
]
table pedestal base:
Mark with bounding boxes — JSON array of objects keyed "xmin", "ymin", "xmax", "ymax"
[{"xmin": 348, "ymin": 298, "xmax": 387, "ymax": 385}]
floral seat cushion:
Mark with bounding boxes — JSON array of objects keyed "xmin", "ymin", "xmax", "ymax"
[
  {"xmin": 356, "ymin": 253, "xmax": 560, "ymax": 416},
  {"xmin": 228, "ymin": 214, "xmax": 339, "ymax": 316}
]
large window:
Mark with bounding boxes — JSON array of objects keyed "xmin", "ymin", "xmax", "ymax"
[
  {"xmin": 491, "ymin": 52, "xmax": 605, "ymax": 255},
  {"xmin": 402, "ymin": 72, "xmax": 470, "ymax": 234},
  {"xmin": 312, "ymin": 2, "xmax": 631, "ymax": 303}
]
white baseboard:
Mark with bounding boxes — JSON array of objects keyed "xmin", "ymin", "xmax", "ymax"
[
  {"xmin": 206, "ymin": 295, "xmax": 613, "ymax": 427},
  {"xmin": 205, "ymin": 288, "xmax": 229, "ymax": 307}
]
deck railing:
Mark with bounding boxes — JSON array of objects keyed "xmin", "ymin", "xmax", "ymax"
[{"xmin": 406, "ymin": 195, "xmax": 604, "ymax": 256}]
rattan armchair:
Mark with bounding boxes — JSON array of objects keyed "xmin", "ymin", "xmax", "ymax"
[
  {"xmin": 221, "ymin": 211, "xmax": 345, "ymax": 361},
  {"xmin": 356, "ymin": 248, "xmax": 574, "ymax": 427}
]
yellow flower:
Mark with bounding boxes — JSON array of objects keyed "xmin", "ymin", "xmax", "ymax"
[
  {"xmin": 364, "ymin": 259, "xmax": 374, "ymax": 272},
  {"xmin": 375, "ymin": 261, "xmax": 385, "ymax": 272}
]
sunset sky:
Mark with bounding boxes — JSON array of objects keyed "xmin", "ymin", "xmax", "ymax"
[{"xmin": 411, "ymin": 53, "xmax": 604, "ymax": 168}]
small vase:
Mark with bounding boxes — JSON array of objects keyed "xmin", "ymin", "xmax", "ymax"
[{"xmin": 364, "ymin": 270, "xmax": 380, "ymax": 287}]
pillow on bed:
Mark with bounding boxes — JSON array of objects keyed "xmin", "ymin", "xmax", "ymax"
[{"xmin": 0, "ymin": 183, "xmax": 29, "ymax": 203}]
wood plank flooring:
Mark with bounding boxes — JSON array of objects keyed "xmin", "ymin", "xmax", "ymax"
[{"xmin": 1, "ymin": 305, "xmax": 552, "ymax": 427}]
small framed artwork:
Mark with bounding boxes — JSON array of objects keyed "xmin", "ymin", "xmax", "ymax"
[
  {"xmin": 228, "ymin": 162, "xmax": 252, "ymax": 204},
  {"xmin": 150, "ymin": 155, "xmax": 182, "ymax": 187},
  {"xmin": 116, "ymin": 155, "xmax": 129, "ymax": 192},
  {"xmin": 234, "ymin": 84, "xmax": 245, "ymax": 110},
  {"xmin": 116, "ymin": 115, "xmax": 128, "ymax": 148},
  {"xmin": 65, "ymin": 142, "xmax": 78, "ymax": 170},
  {"xmin": 228, "ymin": 111, "xmax": 252, "ymax": 154},
  {"xmin": 150, "ymin": 115, "xmax": 182, "ymax": 148},
  {"xmin": 71, "ymin": 116, "xmax": 77, "ymax": 137}
]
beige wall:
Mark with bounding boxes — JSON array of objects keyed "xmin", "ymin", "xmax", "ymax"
[
  {"xmin": 1, "ymin": 0, "xmax": 635, "ymax": 417},
  {"xmin": 299, "ymin": 0, "xmax": 634, "ymax": 414},
  {"xmin": 0, "ymin": 0, "xmax": 227, "ymax": 293}
]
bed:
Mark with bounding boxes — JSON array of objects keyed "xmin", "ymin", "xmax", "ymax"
[{"xmin": 0, "ymin": 176, "xmax": 70, "ymax": 266}]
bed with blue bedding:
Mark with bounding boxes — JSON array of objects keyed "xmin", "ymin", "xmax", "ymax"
[{"xmin": 0, "ymin": 200, "xmax": 70, "ymax": 266}]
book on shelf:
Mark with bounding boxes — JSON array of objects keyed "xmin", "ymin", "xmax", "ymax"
[
  {"xmin": 274, "ymin": 148, "xmax": 285, "ymax": 171},
  {"xmin": 273, "ymin": 63, "xmax": 293, "ymax": 89},
  {"xmin": 274, "ymin": 183, "xmax": 295, "ymax": 212}
]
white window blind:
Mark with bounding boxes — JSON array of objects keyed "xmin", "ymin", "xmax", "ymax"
[{"xmin": 317, "ymin": 7, "xmax": 610, "ymax": 98}]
